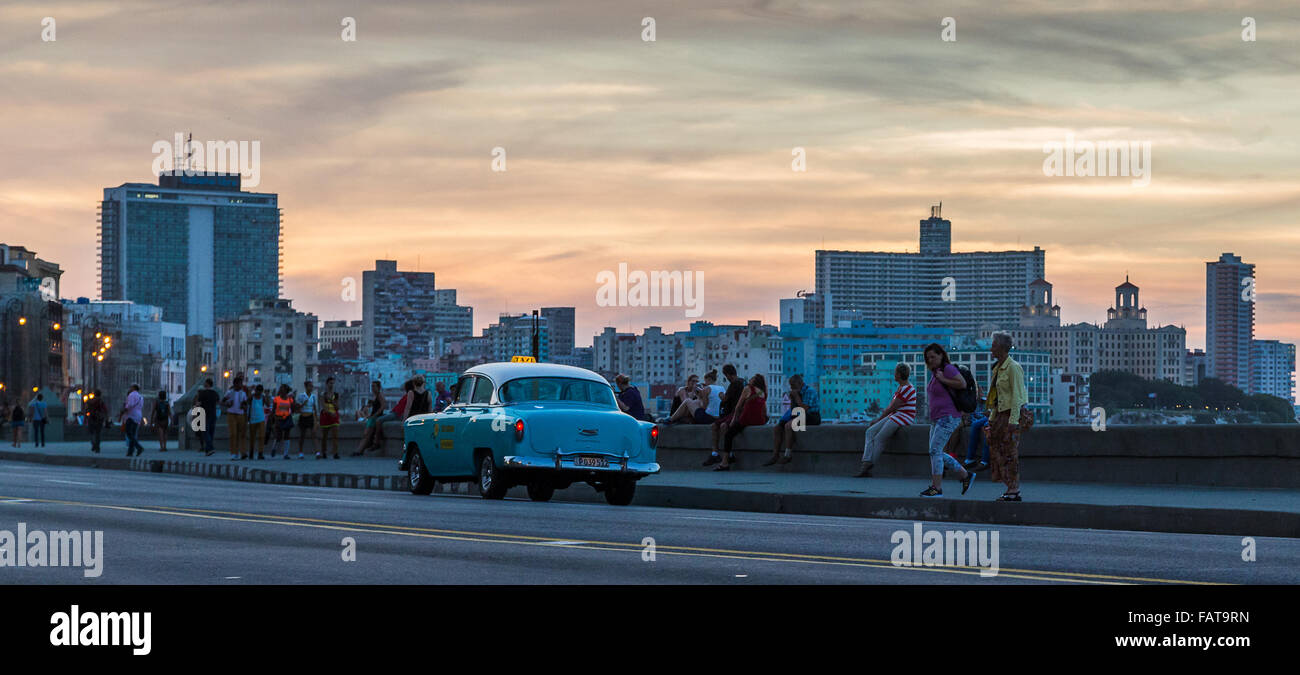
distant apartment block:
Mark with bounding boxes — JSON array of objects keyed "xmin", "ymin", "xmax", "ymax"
[
  {"xmin": 1250, "ymin": 339, "xmax": 1296, "ymax": 404},
  {"xmin": 815, "ymin": 206, "xmax": 1045, "ymax": 333},
  {"xmin": 484, "ymin": 313, "xmax": 549, "ymax": 362},
  {"xmin": 1206, "ymin": 252, "xmax": 1255, "ymax": 390},
  {"xmin": 1183, "ymin": 349, "xmax": 1209, "ymax": 388},
  {"xmin": 216, "ymin": 298, "xmax": 319, "ymax": 389},
  {"xmin": 320, "ymin": 320, "xmax": 363, "ymax": 354},
  {"xmin": 63, "ymin": 299, "xmax": 186, "ymax": 396},
  {"xmin": 540, "ymin": 307, "xmax": 576, "ymax": 358},
  {"xmin": 99, "ymin": 173, "xmax": 280, "ymax": 340},
  {"xmin": 0, "ymin": 244, "xmax": 65, "ymax": 392},
  {"xmin": 996, "ymin": 277, "xmax": 1185, "ymax": 384},
  {"xmin": 361, "ymin": 260, "xmax": 472, "ymax": 360}
]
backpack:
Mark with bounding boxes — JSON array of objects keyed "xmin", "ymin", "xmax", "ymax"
[{"xmin": 942, "ymin": 366, "xmax": 978, "ymax": 414}]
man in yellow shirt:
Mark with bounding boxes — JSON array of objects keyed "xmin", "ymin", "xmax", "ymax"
[{"xmin": 985, "ymin": 333, "xmax": 1029, "ymax": 501}]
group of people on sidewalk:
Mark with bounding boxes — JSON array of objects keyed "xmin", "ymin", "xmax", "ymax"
[
  {"xmin": 2, "ymin": 393, "xmax": 49, "ymax": 448},
  {"xmin": 855, "ymin": 334, "xmax": 1029, "ymax": 501},
  {"xmin": 645, "ymin": 333, "xmax": 1029, "ymax": 501}
]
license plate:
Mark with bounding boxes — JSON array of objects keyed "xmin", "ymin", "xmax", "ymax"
[{"xmin": 574, "ymin": 456, "xmax": 608, "ymax": 468}]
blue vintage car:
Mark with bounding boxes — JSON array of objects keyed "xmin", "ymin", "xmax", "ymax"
[{"xmin": 399, "ymin": 362, "xmax": 660, "ymax": 505}]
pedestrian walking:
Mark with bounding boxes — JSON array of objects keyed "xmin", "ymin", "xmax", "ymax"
[
  {"xmin": 716, "ymin": 373, "xmax": 767, "ymax": 471},
  {"xmin": 9, "ymin": 396, "xmax": 25, "ymax": 447},
  {"xmin": 195, "ymin": 378, "xmax": 219, "ymax": 456},
  {"xmin": 318, "ymin": 377, "xmax": 342, "ymax": 459},
  {"xmin": 919, "ymin": 344, "xmax": 975, "ymax": 497},
  {"xmin": 221, "ymin": 375, "xmax": 248, "ymax": 460},
  {"xmin": 85, "ymin": 390, "xmax": 107, "ymax": 453},
  {"xmin": 246, "ymin": 384, "xmax": 268, "ymax": 460},
  {"xmin": 704, "ymin": 364, "xmax": 746, "ymax": 467},
  {"xmin": 985, "ymin": 332, "xmax": 1030, "ymax": 502},
  {"xmin": 855, "ymin": 362, "xmax": 916, "ymax": 477},
  {"xmin": 118, "ymin": 384, "xmax": 146, "ymax": 457},
  {"xmin": 767, "ymin": 374, "xmax": 820, "ymax": 466},
  {"xmin": 28, "ymin": 393, "xmax": 48, "ymax": 447},
  {"xmin": 353, "ymin": 381, "xmax": 386, "ymax": 456},
  {"xmin": 152, "ymin": 391, "xmax": 172, "ymax": 453}
]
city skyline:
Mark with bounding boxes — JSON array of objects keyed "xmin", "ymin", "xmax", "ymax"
[{"xmin": 2, "ymin": 0, "xmax": 1297, "ymax": 359}]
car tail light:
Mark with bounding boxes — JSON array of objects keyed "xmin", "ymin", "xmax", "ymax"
[
  {"xmin": 514, "ymin": 419, "xmax": 525, "ymax": 441},
  {"xmin": 650, "ymin": 426, "xmax": 659, "ymax": 447}
]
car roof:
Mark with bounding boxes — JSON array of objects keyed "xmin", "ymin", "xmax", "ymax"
[{"xmin": 464, "ymin": 362, "xmax": 610, "ymax": 385}]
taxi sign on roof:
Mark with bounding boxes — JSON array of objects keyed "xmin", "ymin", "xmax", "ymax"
[{"xmin": 510, "ymin": 356, "xmax": 537, "ymax": 363}]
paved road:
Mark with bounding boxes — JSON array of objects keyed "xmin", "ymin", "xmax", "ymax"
[{"xmin": 0, "ymin": 462, "xmax": 1295, "ymax": 584}]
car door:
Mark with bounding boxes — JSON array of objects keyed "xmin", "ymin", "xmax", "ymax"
[
  {"xmin": 457, "ymin": 375, "xmax": 497, "ymax": 472},
  {"xmin": 427, "ymin": 375, "xmax": 477, "ymax": 476}
]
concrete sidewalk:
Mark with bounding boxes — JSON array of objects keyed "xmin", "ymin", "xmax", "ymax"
[{"xmin": 2, "ymin": 441, "xmax": 1297, "ymax": 538}]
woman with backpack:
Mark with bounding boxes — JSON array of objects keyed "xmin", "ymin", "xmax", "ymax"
[{"xmin": 920, "ymin": 344, "xmax": 976, "ymax": 497}]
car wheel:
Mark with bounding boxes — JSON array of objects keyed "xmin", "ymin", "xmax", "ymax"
[
  {"xmin": 477, "ymin": 453, "xmax": 508, "ymax": 500},
  {"xmin": 408, "ymin": 449, "xmax": 435, "ymax": 495},
  {"xmin": 603, "ymin": 479, "xmax": 636, "ymax": 506},
  {"xmin": 526, "ymin": 480, "xmax": 555, "ymax": 502}
]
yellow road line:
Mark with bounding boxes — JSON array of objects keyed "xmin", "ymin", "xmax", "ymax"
[{"xmin": 2, "ymin": 495, "xmax": 1221, "ymax": 584}]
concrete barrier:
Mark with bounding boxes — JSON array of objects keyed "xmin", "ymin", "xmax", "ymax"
[{"xmin": 656, "ymin": 422, "xmax": 1300, "ymax": 488}]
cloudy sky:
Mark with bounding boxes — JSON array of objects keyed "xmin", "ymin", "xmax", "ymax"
[{"xmin": 2, "ymin": 1, "xmax": 1298, "ymax": 381}]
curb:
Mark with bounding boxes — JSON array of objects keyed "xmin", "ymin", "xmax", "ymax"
[{"xmin": 3, "ymin": 450, "xmax": 1296, "ymax": 538}]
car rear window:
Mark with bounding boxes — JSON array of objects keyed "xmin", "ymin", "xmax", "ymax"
[{"xmin": 499, "ymin": 378, "xmax": 617, "ymax": 408}]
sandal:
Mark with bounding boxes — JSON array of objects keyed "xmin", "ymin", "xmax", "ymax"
[
  {"xmin": 713, "ymin": 464, "xmax": 731, "ymax": 471},
  {"xmin": 996, "ymin": 492, "xmax": 1022, "ymax": 502},
  {"xmin": 761, "ymin": 455, "xmax": 780, "ymax": 467}
]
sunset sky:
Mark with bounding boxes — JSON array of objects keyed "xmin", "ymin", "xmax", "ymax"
[{"xmin": 2, "ymin": 0, "xmax": 1298, "ymax": 385}]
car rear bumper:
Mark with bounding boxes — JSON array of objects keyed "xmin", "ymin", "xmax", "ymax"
[{"xmin": 502, "ymin": 454, "xmax": 660, "ymax": 477}]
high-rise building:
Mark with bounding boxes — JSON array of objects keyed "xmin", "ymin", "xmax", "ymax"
[
  {"xmin": 815, "ymin": 206, "xmax": 1045, "ymax": 333},
  {"xmin": 1206, "ymin": 252, "xmax": 1255, "ymax": 390},
  {"xmin": 1250, "ymin": 339, "xmax": 1296, "ymax": 404},
  {"xmin": 361, "ymin": 260, "xmax": 473, "ymax": 360},
  {"xmin": 540, "ymin": 307, "xmax": 575, "ymax": 358},
  {"xmin": 98, "ymin": 173, "xmax": 280, "ymax": 340},
  {"xmin": 1183, "ymin": 349, "xmax": 1209, "ymax": 387}
]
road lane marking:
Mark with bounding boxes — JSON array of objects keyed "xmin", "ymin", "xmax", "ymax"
[
  {"xmin": 0, "ymin": 494, "xmax": 1224, "ymax": 585},
  {"xmin": 0, "ymin": 499, "xmax": 34, "ymax": 503},
  {"xmin": 676, "ymin": 515, "xmax": 855, "ymax": 528},
  {"xmin": 287, "ymin": 497, "xmax": 383, "ymax": 505},
  {"xmin": 43, "ymin": 479, "xmax": 95, "ymax": 486},
  {"xmin": 542, "ymin": 540, "xmax": 587, "ymax": 546}
]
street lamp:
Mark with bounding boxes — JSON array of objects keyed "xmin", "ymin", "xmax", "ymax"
[{"xmin": 18, "ymin": 317, "xmax": 26, "ymax": 326}]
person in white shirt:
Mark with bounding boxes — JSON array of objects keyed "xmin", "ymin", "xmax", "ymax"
[
  {"xmin": 118, "ymin": 384, "xmax": 145, "ymax": 457},
  {"xmin": 295, "ymin": 380, "xmax": 319, "ymax": 459},
  {"xmin": 221, "ymin": 375, "xmax": 249, "ymax": 461}
]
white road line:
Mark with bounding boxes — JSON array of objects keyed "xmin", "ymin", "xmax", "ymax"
[
  {"xmin": 44, "ymin": 479, "xmax": 96, "ymax": 486},
  {"xmin": 676, "ymin": 515, "xmax": 853, "ymax": 528},
  {"xmin": 542, "ymin": 540, "xmax": 587, "ymax": 546},
  {"xmin": 0, "ymin": 499, "xmax": 34, "ymax": 503},
  {"xmin": 286, "ymin": 496, "xmax": 383, "ymax": 505}
]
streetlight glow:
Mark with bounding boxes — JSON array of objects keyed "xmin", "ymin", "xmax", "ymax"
[{"xmin": 18, "ymin": 317, "xmax": 27, "ymax": 325}]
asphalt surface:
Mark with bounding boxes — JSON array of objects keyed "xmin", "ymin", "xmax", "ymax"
[{"xmin": 0, "ymin": 461, "xmax": 1296, "ymax": 585}]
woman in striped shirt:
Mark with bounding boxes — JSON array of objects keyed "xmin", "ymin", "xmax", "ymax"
[{"xmin": 854, "ymin": 363, "xmax": 916, "ymax": 477}]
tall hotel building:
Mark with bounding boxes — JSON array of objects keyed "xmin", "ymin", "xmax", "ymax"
[
  {"xmin": 98, "ymin": 172, "xmax": 280, "ymax": 340},
  {"xmin": 1205, "ymin": 253, "xmax": 1255, "ymax": 390},
  {"xmin": 815, "ymin": 206, "xmax": 1045, "ymax": 334}
]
